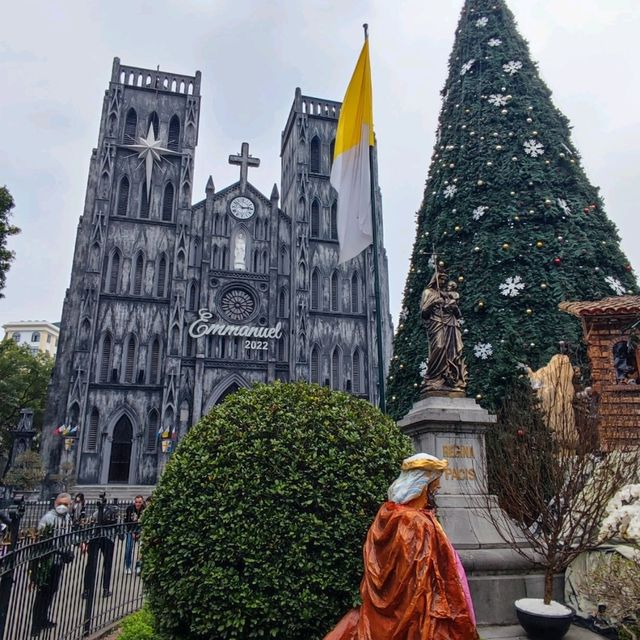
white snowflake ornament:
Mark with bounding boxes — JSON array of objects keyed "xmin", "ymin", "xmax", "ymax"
[
  {"xmin": 488, "ymin": 94, "xmax": 508, "ymax": 107},
  {"xmin": 399, "ymin": 307, "xmax": 408, "ymax": 322},
  {"xmin": 419, "ymin": 361, "xmax": 429, "ymax": 377},
  {"xmin": 474, "ymin": 342, "xmax": 494, "ymax": 360},
  {"xmin": 503, "ymin": 60, "xmax": 523, "ymax": 75},
  {"xmin": 523, "ymin": 139, "xmax": 545, "ymax": 158},
  {"xmin": 499, "ymin": 275, "xmax": 525, "ymax": 297},
  {"xmin": 443, "ymin": 184, "xmax": 458, "ymax": 199},
  {"xmin": 475, "ymin": 17, "xmax": 489, "ymax": 27},
  {"xmin": 557, "ymin": 198, "xmax": 572, "ymax": 216},
  {"xmin": 472, "ymin": 206, "xmax": 488, "ymax": 221},
  {"xmin": 605, "ymin": 276, "xmax": 626, "ymax": 296},
  {"xmin": 460, "ymin": 59, "xmax": 476, "ymax": 76},
  {"xmin": 487, "ymin": 38, "xmax": 502, "ymax": 47}
]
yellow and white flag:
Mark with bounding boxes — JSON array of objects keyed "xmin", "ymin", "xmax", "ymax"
[{"xmin": 330, "ymin": 39, "xmax": 374, "ymax": 265}]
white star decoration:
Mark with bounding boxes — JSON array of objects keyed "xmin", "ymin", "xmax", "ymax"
[
  {"xmin": 121, "ymin": 125, "xmax": 181, "ymax": 198},
  {"xmin": 605, "ymin": 276, "xmax": 626, "ymax": 296}
]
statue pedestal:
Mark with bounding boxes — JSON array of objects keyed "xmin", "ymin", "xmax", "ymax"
[{"xmin": 398, "ymin": 396, "xmax": 561, "ymax": 625}]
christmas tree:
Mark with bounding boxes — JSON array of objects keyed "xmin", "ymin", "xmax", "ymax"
[{"xmin": 387, "ymin": 0, "xmax": 638, "ymax": 419}]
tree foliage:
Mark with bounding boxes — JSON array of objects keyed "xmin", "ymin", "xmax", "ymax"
[
  {"xmin": 0, "ymin": 340, "xmax": 54, "ymax": 455},
  {"xmin": 0, "ymin": 186, "xmax": 20, "ymax": 298},
  {"xmin": 386, "ymin": 0, "xmax": 638, "ymax": 419},
  {"xmin": 4, "ymin": 449, "xmax": 45, "ymax": 490},
  {"xmin": 142, "ymin": 382, "xmax": 412, "ymax": 640}
]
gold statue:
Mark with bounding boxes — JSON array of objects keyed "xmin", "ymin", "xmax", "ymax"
[{"xmin": 420, "ymin": 267, "xmax": 467, "ymax": 394}]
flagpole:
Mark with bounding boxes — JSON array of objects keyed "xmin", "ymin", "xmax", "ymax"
[{"xmin": 363, "ymin": 23, "xmax": 387, "ymax": 413}]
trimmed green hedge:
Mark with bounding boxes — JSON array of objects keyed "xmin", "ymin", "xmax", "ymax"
[
  {"xmin": 142, "ymin": 382, "xmax": 412, "ymax": 639},
  {"xmin": 117, "ymin": 607, "xmax": 154, "ymax": 640}
]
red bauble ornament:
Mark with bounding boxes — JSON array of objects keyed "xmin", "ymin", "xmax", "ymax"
[
  {"xmin": 583, "ymin": 207, "xmax": 590, "ymax": 214},
  {"xmin": 625, "ymin": 264, "xmax": 633, "ymax": 272},
  {"xmin": 517, "ymin": 429, "xmax": 525, "ymax": 437},
  {"xmin": 553, "ymin": 257, "xmax": 562, "ymax": 266}
]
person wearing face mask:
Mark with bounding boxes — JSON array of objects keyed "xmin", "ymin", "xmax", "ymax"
[{"xmin": 30, "ymin": 493, "xmax": 74, "ymax": 637}]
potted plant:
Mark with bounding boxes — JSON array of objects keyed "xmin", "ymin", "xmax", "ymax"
[
  {"xmin": 482, "ymin": 376, "xmax": 640, "ymax": 640},
  {"xmin": 4, "ymin": 449, "xmax": 46, "ymax": 499}
]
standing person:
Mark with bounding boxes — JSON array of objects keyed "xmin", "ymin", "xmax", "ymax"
[
  {"xmin": 30, "ymin": 493, "xmax": 74, "ymax": 637},
  {"xmin": 323, "ymin": 453, "xmax": 478, "ymax": 640},
  {"xmin": 124, "ymin": 495, "xmax": 145, "ymax": 575},
  {"xmin": 71, "ymin": 492, "xmax": 86, "ymax": 525},
  {"xmin": 82, "ymin": 504, "xmax": 118, "ymax": 598}
]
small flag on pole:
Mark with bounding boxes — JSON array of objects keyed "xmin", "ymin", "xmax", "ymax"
[{"xmin": 330, "ymin": 37, "xmax": 374, "ymax": 264}]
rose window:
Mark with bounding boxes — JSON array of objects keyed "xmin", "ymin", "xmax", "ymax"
[{"xmin": 219, "ymin": 287, "xmax": 256, "ymax": 322}]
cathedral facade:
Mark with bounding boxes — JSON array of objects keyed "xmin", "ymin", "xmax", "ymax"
[{"xmin": 42, "ymin": 58, "xmax": 392, "ymax": 486}]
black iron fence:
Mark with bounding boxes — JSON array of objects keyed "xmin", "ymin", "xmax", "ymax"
[{"xmin": 0, "ymin": 500, "xmax": 143, "ymax": 639}]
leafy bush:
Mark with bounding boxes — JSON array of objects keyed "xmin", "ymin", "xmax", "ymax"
[
  {"xmin": 142, "ymin": 382, "xmax": 412, "ymax": 640},
  {"xmin": 117, "ymin": 607, "xmax": 154, "ymax": 640}
]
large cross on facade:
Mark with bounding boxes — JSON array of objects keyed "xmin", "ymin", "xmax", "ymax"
[{"xmin": 229, "ymin": 142, "xmax": 260, "ymax": 193}]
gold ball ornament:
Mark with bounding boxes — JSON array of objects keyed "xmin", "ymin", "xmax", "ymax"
[
  {"xmin": 458, "ymin": 275, "xmax": 465, "ymax": 282},
  {"xmin": 540, "ymin": 282, "xmax": 548, "ymax": 289},
  {"xmin": 476, "ymin": 394, "xmax": 483, "ymax": 401},
  {"xmin": 526, "ymin": 308, "xmax": 533, "ymax": 315},
  {"xmin": 454, "ymin": 225, "xmax": 462, "ymax": 232},
  {"xmin": 536, "ymin": 240, "xmax": 544, "ymax": 248},
  {"xmin": 502, "ymin": 243, "xmax": 510, "ymax": 250},
  {"xmin": 477, "ymin": 179, "xmax": 485, "ymax": 186}
]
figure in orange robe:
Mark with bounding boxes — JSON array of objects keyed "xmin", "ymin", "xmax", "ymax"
[{"xmin": 324, "ymin": 453, "xmax": 479, "ymax": 640}]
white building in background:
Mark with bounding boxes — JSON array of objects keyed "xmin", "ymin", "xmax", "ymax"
[{"xmin": 2, "ymin": 320, "xmax": 60, "ymax": 357}]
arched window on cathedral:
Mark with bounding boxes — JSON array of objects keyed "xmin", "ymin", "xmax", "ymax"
[
  {"xmin": 252, "ymin": 249, "xmax": 260, "ymax": 273},
  {"xmin": 156, "ymin": 254, "xmax": 168, "ymax": 297},
  {"xmin": 310, "ymin": 346, "xmax": 320, "ymax": 384},
  {"xmin": 117, "ymin": 176, "xmax": 130, "ymax": 217},
  {"xmin": 221, "ymin": 246, "xmax": 228, "ymax": 270},
  {"xmin": 331, "ymin": 346, "xmax": 342, "ymax": 390},
  {"xmin": 329, "ymin": 138, "xmax": 336, "ymax": 171},
  {"xmin": 280, "ymin": 246, "xmax": 289, "ymax": 275},
  {"xmin": 212, "ymin": 245, "xmax": 219, "ymax": 269},
  {"xmin": 310, "ymin": 136, "xmax": 321, "ymax": 173},
  {"xmin": 147, "ymin": 111, "xmax": 159, "ymax": 138},
  {"xmin": 189, "ymin": 238, "xmax": 201, "ymax": 267},
  {"xmin": 79, "ymin": 318, "xmax": 91, "ymax": 350},
  {"xmin": 262, "ymin": 250, "xmax": 269, "ymax": 273},
  {"xmin": 311, "ymin": 200, "xmax": 320, "ymax": 238},
  {"xmin": 188, "ymin": 282, "xmax": 198, "ymax": 311},
  {"xmin": 86, "ymin": 407, "xmax": 99, "ymax": 452},
  {"xmin": 330, "ymin": 271, "xmax": 339, "ymax": 311},
  {"xmin": 162, "ymin": 183, "xmax": 174, "ymax": 221},
  {"xmin": 123, "ymin": 334, "xmax": 137, "ymax": 383},
  {"xmin": 351, "ymin": 272, "xmax": 360, "ymax": 313},
  {"xmin": 330, "ymin": 202, "xmax": 338, "ymax": 240},
  {"xmin": 176, "ymin": 249, "xmax": 186, "ymax": 278},
  {"xmin": 255, "ymin": 218, "xmax": 262, "ymax": 241},
  {"xmin": 68, "ymin": 403, "xmax": 80, "ymax": 429},
  {"xmin": 298, "ymin": 262, "xmax": 306, "ymax": 289},
  {"xmin": 124, "ymin": 108, "xmax": 137, "ymax": 143},
  {"xmin": 149, "ymin": 337, "xmax": 161, "ymax": 384},
  {"xmin": 132, "ymin": 252, "xmax": 144, "ymax": 295},
  {"xmin": 278, "ymin": 288, "xmax": 287, "ymax": 317},
  {"xmin": 168, "ymin": 115, "xmax": 180, "ymax": 151},
  {"xmin": 311, "ymin": 269, "xmax": 320, "ymax": 310},
  {"xmin": 352, "ymin": 348, "xmax": 362, "ymax": 394},
  {"xmin": 107, "ymin": 250, "xmax": 121, "ymax": 293},
  {"xmin": 145, "ymin": 409, "xmax": 159, "ymax": 453},
  {"xmin": 139, "ymin": 185, "xmax": 150, "ymax": 219},
  {"xmin": 98, "ymin": 333, "xmax": 112, "ymax": 383},
  {"xmin": 90, "ymin": 243, "xmax": 101, "ymax": 272},
  {"xmin": 170, "ymin": 326, "xmax": 180, "ymax": 355},
  {"xmin": 298, "ymin": 197, "xmax": 306, "ymax": 222},
  {"xmin": 277, "ymin": 335, "xmax": 286, "ymax": 361}
]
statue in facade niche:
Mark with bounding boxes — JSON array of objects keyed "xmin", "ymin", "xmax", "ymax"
[
  {"xmin": 234, "ymin": 231, "xmax": 246, "ymax": 271},
  {"xmin": 420, "ymin": 267, "xmax": 467, "ymax": 394}
]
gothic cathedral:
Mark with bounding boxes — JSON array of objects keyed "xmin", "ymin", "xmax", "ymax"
[{"xmin": 42, "ymin": 59, "xmax": 393, "ymax": 487}]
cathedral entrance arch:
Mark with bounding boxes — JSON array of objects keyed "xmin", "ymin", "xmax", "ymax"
[
  {"xmin": 108, "ymin": 415, "xmax": 133, "ymax": 483},
  {"xmin": 203, "ymin": 374, "xmax": 251, "ymax": 415}
]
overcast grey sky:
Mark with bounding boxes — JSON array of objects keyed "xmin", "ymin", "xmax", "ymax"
[{"xmin": 1, "ymin": 0, "xmax": 638, "ymax": 336}]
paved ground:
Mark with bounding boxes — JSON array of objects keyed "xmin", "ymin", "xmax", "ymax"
[{"xmin": 480, "ymin": 624, "xmax": 602, "ymax": 639}]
